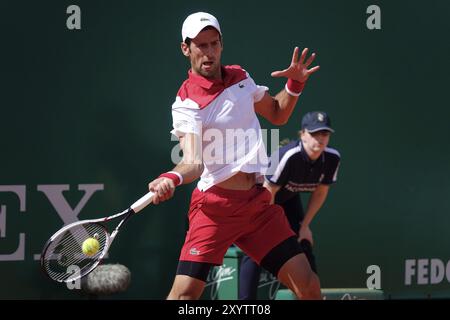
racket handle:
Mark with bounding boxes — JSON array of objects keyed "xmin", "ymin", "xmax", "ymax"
[{"xmin": 131, "ymin": 192, "xmax": 155, "ymax": 213}]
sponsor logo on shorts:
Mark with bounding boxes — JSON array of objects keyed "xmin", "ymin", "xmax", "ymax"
[{"xmin": 190, "ymin": 248, "xmax": 200, "ymax": 255}]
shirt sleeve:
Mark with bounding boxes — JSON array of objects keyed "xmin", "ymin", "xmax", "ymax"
[
  {"xmin": 321, "ymin": 158, "xmax": 341, "ymax": 185},
  {"xmin": 265, "ymin": 149, "xmax": 292, "ymax": 186},
  {"xmin": 170, "ymin": 97, "xmax": 202, "ymax": 139},
  {"xmin": 253, "ymin": 84, "xmax": 269, "ymax": 102},
  {"xmin": 245, "ymin": 71, "xmax": 269, "ymax": 103}
]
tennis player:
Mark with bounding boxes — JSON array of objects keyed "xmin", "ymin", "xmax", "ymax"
[{"xmin": 148, "ymin": 12, "xmax": 321, "ymax": 300}]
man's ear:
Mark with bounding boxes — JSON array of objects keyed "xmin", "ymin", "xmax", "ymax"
[{"xmin": 181, "ymin": 42, "xmax": 190, "ymax": 57}]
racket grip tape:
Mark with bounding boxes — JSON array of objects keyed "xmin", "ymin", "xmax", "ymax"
[{"xmin": 130, "ymin": 192, "xmax": 155, "ymax": 213}]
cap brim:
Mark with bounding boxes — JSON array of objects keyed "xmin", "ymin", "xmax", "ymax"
[{"xmin": 307, "ymin": 127, "xmax": 335, "ymax": 133}]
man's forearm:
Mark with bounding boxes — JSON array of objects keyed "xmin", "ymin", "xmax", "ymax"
[
  {"xmin": 263, "ymin": 180, "xmax": 281, "ymax": 204},
  {"xmin": 272, "ymin": 89, "xmax": 300, "ymax": 125},
  {"xmin": 302, "ymin": 186, "xmax": 329, "ymax": 227},
  {"xmin": 172, "ymin": 161, "xmax": 203, "ymax": 185},
  {"xmin": 171, "ymin": 133, "xmax": 203, "ymax": 184}
]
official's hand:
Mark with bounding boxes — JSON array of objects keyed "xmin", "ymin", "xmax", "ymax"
[
  {"xmin": 148, "ymin": 177, "xmax": 176, "ymax": 204},
  {"xmin": 271, "ymin": 47, "xmax": 320, "ymax": 83},
  {"xmin": 299, "ymin": 225, "xmax": 314, "ymax": 246}
]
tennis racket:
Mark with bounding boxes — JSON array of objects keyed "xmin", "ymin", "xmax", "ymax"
[{"xmin": 40, "ymin": 191, "xmax": 155, "ymax": 283}]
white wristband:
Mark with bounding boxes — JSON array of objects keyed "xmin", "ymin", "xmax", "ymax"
[
  {"xmin": 285, "ymin": 84, "xmax": 303, "ymax": 97},
  {"xmin": 167, "ymin": 171, "xmax": 183, "ymax": 186}
]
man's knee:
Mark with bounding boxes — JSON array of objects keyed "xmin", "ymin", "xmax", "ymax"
[
  {"xmin": 167, "ymin": 275, "xmax": 206, "ymax": 300},
  {"xmin": 168, "ymin": 261, "xmax": 213, "ymax": 300},
  {"xmin": 168, "ymin": 287, "xmax": 203, "ymax": 300},
  {"xmin": 300, "ymin": 271, "xmax": 321, "ymax": 299},
  {"xmin": 278, "ymin": 253, "xmax": 322, "ymax": 300}
]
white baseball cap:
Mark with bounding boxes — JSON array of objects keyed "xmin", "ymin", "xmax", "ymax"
[{"xmin": 181, "ymin": 12, "xmax": 222, "ymax": 42}]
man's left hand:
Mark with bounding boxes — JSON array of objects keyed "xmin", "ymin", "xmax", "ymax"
[{"xmin": 271, "ymin": 47, "xmax": 320, "ymax": 83}]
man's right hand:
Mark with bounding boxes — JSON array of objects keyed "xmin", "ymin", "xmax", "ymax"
[
  {"xmin": 299, "ymin": 224, "xmax": 314, "ymax": 246},
  {"xmin": 148, "ymin": 177, "xmax": 176, "ymax": 204}
]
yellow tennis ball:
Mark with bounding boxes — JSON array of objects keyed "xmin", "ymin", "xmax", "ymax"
[{"xmin": 82, "ymin": 237, "xmax": 100, "ymax": 256}]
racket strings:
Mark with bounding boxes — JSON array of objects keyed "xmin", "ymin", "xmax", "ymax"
[{"xmin": 42, "ymin": 223, "xmax": 109, "ymax": 282}]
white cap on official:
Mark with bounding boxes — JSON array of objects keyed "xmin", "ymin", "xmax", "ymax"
[{"xmin": 181, "ymin": 12, "xmax": 222, "ymax": 42}]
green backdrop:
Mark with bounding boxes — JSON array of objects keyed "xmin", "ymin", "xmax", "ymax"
[{"xmin": 1, "ymin": 0, "xmax": 450, "ymax": 299}]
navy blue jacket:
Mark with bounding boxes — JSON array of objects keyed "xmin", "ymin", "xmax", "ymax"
[{"xmin": 265, "ymin": 140, "xmax": 341, "ymax": 204}]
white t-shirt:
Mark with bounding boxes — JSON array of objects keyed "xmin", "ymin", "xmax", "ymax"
[{"xmin": 171, "ymin": 65, "xmax": 269, "ymax": 191}]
